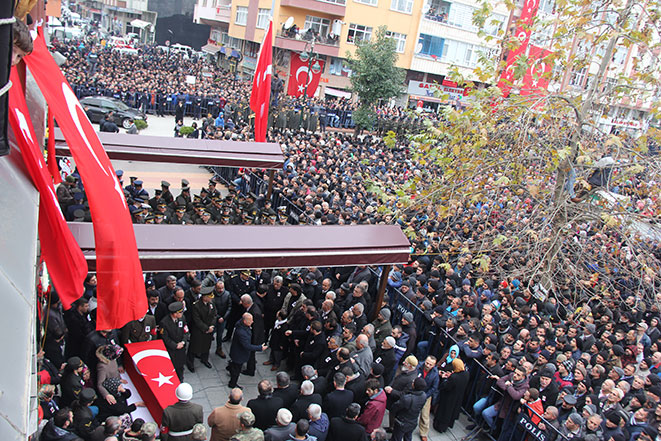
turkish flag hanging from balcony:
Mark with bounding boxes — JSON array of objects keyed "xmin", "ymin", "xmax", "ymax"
[
  {"xmin": 520, "ymin": 45, "xmax": 553, "ymax": 96},
  {"xmin": 25, "ymin": 30, "xmax": 146, "ymax": 330},
  {"xmin": 287, "ymin": 53, "xmax": 325, "ymax": 97}
]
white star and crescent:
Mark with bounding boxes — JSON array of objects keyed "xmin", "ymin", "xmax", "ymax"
[{"xmin": 151, "ymin": 372, "xmax": 174, "ymax": 387}]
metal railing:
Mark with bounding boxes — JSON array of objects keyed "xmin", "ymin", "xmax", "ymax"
[{"xmin": 275, "ymin": 30, "xmax": 341, "ymax": 47}]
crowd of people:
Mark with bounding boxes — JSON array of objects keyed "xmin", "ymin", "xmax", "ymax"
[{"xmin": 37, "ymin": 28, "xmax": 661, "ymax": 441}]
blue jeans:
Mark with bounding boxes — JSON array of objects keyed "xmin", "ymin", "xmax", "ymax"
[
  {"xmin": 474, "ymin": 397, "xmax": 489, "ymax": 416},
  {"xmin": 482, "ymin": 404, "xmax": 499, "ymax": 429}
]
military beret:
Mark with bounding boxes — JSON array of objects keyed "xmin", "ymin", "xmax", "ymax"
[{"xmin": 169, "ymin": 301, "xmax": 184, "ymax": 313}]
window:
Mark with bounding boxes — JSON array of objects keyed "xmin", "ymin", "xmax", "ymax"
[
  {"xmin": 569, "ymin": 67, "xmax": 586, "ymax": 87},
  {"xmin": 256, "ymin": 9, "xmax": 270, "ymax": 29},
  {"xmin": 485, "ymin": 13, "xmax": 506, "ymax": 36},
  {"xmin": 222, "ymin": 32, "xmax": 242, "ymax": 49},
  {"xmin": 386, "ymin": 31, "xmax": 406, "ymax": 53},
  {"xmin": 347, "ymin": 24, "xmax": 372, "ymax": 43},
  {"xmin": 418, "ymin": 34, "xmax": 445, "ymax": 58},
  {"xmin": 438, "ymin": 38, "xmax": 483, "ymax": 67},
  {"xmin": 391, "ymin": 0, "xmax": 413, "ymax": 13},
  {"xmin": 355, "ymin": 0, "xmax": 378, "ymax": 5},
  {"xmin": 538, "ymin": 0, "xmax": 554, "ymax": 14},
  {"xmin": 210, "ymin": 29, "xmax": 222, "ymax": 43},
  {"xmin": 447, "ymin": 3, "xmax": 476, "ymax": 31},
  {"xmin": 235, "ymin": 6, "xmax": 247, "ymax": 25},
  {"xmin": 612, "ymin": 46, "xmax": 627, "ymax": 65},
  {"xmin": 305, "ymin": 16, "xmax": 331, "ymax": 37}
]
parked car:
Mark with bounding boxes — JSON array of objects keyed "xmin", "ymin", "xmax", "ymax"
[{"xmin": 79, "ymin": 96, "xmax": 146, "ymax": 129}]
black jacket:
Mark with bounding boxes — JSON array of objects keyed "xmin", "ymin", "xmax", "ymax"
[
  {"xmin": 327, "ymin": 417, "xmax": 368, "ymax": 441},
  {"xmin": 323, "ymin": 389, "xmax": 354, "ymax": 419},
  {"xmin": 291, "ymin": 393, "xmax": 323, "ymax": 421},
  {"xmin": 39, "ymin": 420, "xmax": 82, "ymax": 441},
  {"xmin": 248, "ymin": 395, "xmax": 284, "ymax": 431},
  {"xmin": 390, "ymin": 390, "xmax": 427, "ymax": 432},
  {"xmin": 273, "ymin": 384, "xmax": 299, "ymax": 409}
]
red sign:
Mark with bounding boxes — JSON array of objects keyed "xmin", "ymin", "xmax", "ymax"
[
  {"xmin": 287, "ymin": 53, "xmax": 325, "ymax": 97},
  {"xmin": 25, "ymin": 30, "xmax": 146, "ymax": 330},
  {"xmin": 442, "ymin": 79, "xmax": 458, "ymax": 87},
  {"xmin": 497, "ymin": 0, "xmax": 540, "ymax": 97}
]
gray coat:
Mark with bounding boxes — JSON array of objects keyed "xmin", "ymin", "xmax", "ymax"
[{"xmin": 264, "ymin": 423, "xmax": 295, "ymax": 441}]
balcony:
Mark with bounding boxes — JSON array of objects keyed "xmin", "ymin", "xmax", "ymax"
[
  {"xmin": 280, "ymin": 0, "xmax": 345, "ymax": 17},
  {"xmin": 274, "ymin": 30, "xmax": 340, "ymax": 57},
  {"xmin": 193, "ymin": 3, "xmax": 231, "ymax": 25}
]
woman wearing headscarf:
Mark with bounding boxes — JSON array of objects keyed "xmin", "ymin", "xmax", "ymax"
[
  {"xmin": 95, "ymin": 344, "xmax": 124, "ymax": 406},
  {"xmin": 433, "ymin": 358, "xmax": 470, "ymax": 433},
  {"xmin": 437, "ymin": 344, "xmax": 460, "ymax": 372}
]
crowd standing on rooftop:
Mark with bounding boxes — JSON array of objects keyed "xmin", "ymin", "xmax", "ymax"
[{"xmin": 36, "ymin": 29, "xmax": 661, "ymax": 441}]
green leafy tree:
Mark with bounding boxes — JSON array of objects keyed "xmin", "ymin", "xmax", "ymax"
[
  {"xmin": 372, "ymin": 0, "xmax": 661, "ymax": 311},
  {"xmin": 346, "ymin": 26, "xmax": 405, "ymax": 132}
]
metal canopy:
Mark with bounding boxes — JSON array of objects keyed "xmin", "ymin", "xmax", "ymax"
[
  {"xmin": 67, "ymin": 223, "xmax": 411, "ymax": 271},
  {"xmin": 53, "ymin": 128, "xmax": 285, "ymax": 169}
]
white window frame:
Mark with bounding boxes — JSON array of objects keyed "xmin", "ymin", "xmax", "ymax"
[
  {"xmin": 235, "ymin": 6, "xmax": 247, "ymax": 26},
  {"xmin": 256, "ymin": 8, "xmax": 270, "ymax": 29},
  {"xmin": 355, "ymin": 0, "xmax": 378, "ymax": 6},
  {"xmin": 347, "ymin": 23, "xmax": 373, "ymax": 44},
  {"xmin": 390, "ymin": 0, "xmax": 413, "ymax": 13},
  {"xmin": 385, "ymin": 30, "xmax": 406, "ymax": 53},
  {"xmin": 304, "ymin": 16, "xmax": 331, "ymax": 37}
]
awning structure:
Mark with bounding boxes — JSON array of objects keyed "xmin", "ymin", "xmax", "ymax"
[
  {"xmin": 201, "ymin": 43, "xmax": 222, "ymax": 54},
  {"xmin": 68, "ymin": 223, "xmax": 411, "ymax": 272},
  {"xmin": 130, "ymin": 19, "xmax": 151, "ymax": 29},
  {"xmin": 54, "ymin": 129, "xmax": 285, "ymax": 169}
]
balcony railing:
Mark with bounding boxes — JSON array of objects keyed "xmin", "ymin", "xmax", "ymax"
[{"xmin": 276, "ymin": 29, "xmax": 340, "ymax": 47}]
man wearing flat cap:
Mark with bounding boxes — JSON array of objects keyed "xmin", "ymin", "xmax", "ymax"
[
  {"xmin": 160, "ymin": 301, "xmax": 189, "ymax": 381},
  {"xmin": 187, "ymin": 287, "xmax": 217, "ymax": 372}
]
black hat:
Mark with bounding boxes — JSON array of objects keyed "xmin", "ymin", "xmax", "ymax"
[
  {"xmin": 169, "ymin": 301, "xmax": 184, "ymax": 313},
  {"xmin": 371, "ymin": 362, "xmax": 385, "ymax": 376},
  {"xmin": 80, "ymin": 388, "xmax": 97, "ymax": 404},
  {"xmin": 161, "ymin": 180, "xmax": 171, "ymax": 187},
  {"xmin": 606, "ymin": 411, "xmax": 621, "ymax": 425},
  {"xmin": 181, "ymin": 179, "xmax": 189, "ymax": 187},
  {"xmin": 340, "ymin": 282, "xmax": 350, "ymax": 292},
  {"xmin": 67, "ymin": 356, "xmax": 84, "ymax": 369}
]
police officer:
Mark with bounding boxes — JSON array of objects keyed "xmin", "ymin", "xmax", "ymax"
[
  {"xmin": 187, "ymin": 288, "xmax": 217, "ymax": 372},
  {"xmin": 161, "ymin": 383, "xmax": 203, "ymax": 441},
  {"xmin": 160, "ymin": 302, "xmax": 189, "ymax": 381}
]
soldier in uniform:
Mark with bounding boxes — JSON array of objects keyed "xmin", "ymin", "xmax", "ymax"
[
  {"xmin": 160, "ymin": 302, "xmax": 189, "ymax": 381},
  {"xmin": 230, "ymin": 411, "xmax": 264, "ymax": 441},
  {"xmin": 161, "ymin": 383, "xmax": 203, "ymax": 441},
  {"xmin": 132, "ymin": 180, "xmax": 149, "ymax": 201},
  {"xmin": 186, "ymin": 289, "xmax": 217, "ymax": 372},
  {"xmin": 208, "ymin": 179, "xmax": 221, "ymax": 199},
  {"xmin": 120, "ymin": 313, "xmax": 157, "ymax": 345},
  {"xmin": 161, "ymin": 181, "xmax": 174, "ymax": 205}
]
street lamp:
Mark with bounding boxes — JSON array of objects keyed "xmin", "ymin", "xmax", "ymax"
[{"xmin": 300, "ymin": 36, "xmax": 322, "ymax": 98}]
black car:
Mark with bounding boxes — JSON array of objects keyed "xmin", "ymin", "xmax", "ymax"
[{"xmin": 79, "ymin": 96, "xmax": 146, "ymax": 129}]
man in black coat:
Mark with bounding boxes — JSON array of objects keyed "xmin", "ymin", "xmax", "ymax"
[
  {"xmin": 186, "ymin": 290, "xmax": 217, "ymax": 372},
  {"xmin": 228, "ymin": 313, "xmax": 267, "ymax": 388},
  {"xmin": 146, "ymin": 290, "xmax": 169, "ymax": 324},
  {"xmin": 225, "ymin": 271, "xmax": 256, "ymax": 341},
  {"xmin": 374, "ymin": 337, "xmax": 397, "ymax": 385},
  {"xmin": 273, "ymin": 371, "xmax": 299, "ymax": 408},
  {"xmin": 298, "ymin": 321, "xmax": 327, "ymax": 368},
  {"xmin": 390, "ymin": 378, "xmax": 428, "ymax": 441},
  {"xmin": 317, "ymin": 336, "xmax": 341, "ymax": 378},
  {"xmin": 63, "ymin": 298, "xmax": 94, "ymax": 358},
  {"xmin": 248, "ymin": 380, "xmax": 284, "ymax": 431},
  {"xmin": 291, "ymin": 380, "xmax": 323, "ymax": 421},
  {"xmin": 327, "ymin": 403, "xmax": 368, "ymax": 441},
  {"xmin": 324, "ymin": 372, "xmax": 354, "ymax": 419},
  {"xmin": 160, "ymin": 302, "xmax": 189, "ymax": 381},
  {"xmin": 241, "ymin": 294, "xmax": 264, "ymax": 376}
]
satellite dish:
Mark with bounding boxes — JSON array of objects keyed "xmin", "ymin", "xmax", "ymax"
[
  {"xmin": 415, "ymin": 42, "xmax": 423, "ymax": 54},
  {"xmin": 284, "ymin": 17, "xmax": 294, "ymax": 30}
]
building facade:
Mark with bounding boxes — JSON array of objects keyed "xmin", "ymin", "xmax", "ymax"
[
  {"xmin": 76, "ymin": 0, "xmax": 157, "ymax": 42},
  {"xmin": 193, "ymin": 0, "xmax": 509, "ymax": 103}
]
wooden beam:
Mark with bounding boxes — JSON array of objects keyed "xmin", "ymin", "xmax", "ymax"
[{"xmin": 372, "ymin": 265, "xmax": 392, "ymax": 321}]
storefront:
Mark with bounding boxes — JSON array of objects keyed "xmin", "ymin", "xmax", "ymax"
[{"xmin": 406, "ymin": 80, "xmax": 469, "ymax": 110}]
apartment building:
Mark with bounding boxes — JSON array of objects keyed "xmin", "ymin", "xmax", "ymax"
[
  {"xmin": 194, "ymin": 0, "xmax": 509, "ymax": 104},
  {"xmin": 77, "ymin": 0, "xmax": 157, "ymax": 42}
]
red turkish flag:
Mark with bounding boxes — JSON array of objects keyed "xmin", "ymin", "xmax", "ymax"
[
  {"xmin": 287, "ymin": 53, "xmax": 325, "ymax": 97},
  {"xmin": 25, "ymin": 30, "xmax": 146, "ymax": 329},
  {"xmin": 124, "ymin": 340, "xmax": 180, "ymax": 425},
  {"xmin": 7, "ymin": 68, "xmax": 87, "ymax": 308},
  {"xmin": 497, "ymin": 0, "xmax": 540, "ymax": 97},
  {"xmin": 250, "ymin": 19, "xmax": 273, "ymax": 143},
  {"xmin": 520, "ymin": 45, "xmax": 553, "ymax": 96}
]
